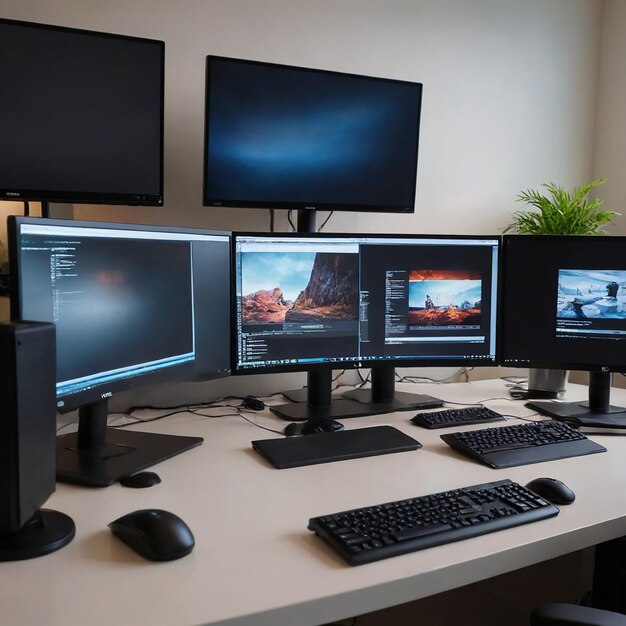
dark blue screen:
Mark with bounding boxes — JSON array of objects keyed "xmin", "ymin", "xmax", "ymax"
[{"xmin": 204, "ymin": 58, "xmax": 422, "ymax": 212}]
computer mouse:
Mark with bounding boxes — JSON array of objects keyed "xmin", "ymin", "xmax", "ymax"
[
  {"xmin": 300, "ymin": 418, "xmax": 345, "ymax": 435},
  {"xmin": 108, "ymin": 509, "xmax": 195, "ymax": 561},
  {"xmin": 525, "ymin": 477, "xmax": 576, "ymax": 505},
  {"xmin": 284, "ymin": 418, "xmax": 345, "ymax": 436},
  {"xmin": 119, "ymin": 471, "xmax": 161, "ymax": 488}
]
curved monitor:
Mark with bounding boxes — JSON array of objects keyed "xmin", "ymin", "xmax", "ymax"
[
  {"xmin": 233, "ymin": 233, "xmax": 499, "ymax": 419},
  {"xmin": 0, "ymin": 19, "xmax": 164, "ymax": 206},
  {"xmin": 9, "ymin": 217, "xmax": 231, "ymax": 485},
  {"xmin": 501, "ymin": 234, "xmax": 626, "ymax": 427},
  {"xmin": 204, "ymin": 56, "xmax": 422, "ymax": 214}
]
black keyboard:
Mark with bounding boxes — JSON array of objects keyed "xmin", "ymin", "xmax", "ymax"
[
  {"xmin": 308, "ymin": 479, "xmax": 558, "ymax": 565},
  {"xmin": 441, "ymin": 420, "xmax": 606, "ymax": 468},
  {"xmin": 411, "ymin": 406, "xmax": 505, "ymax": 429}
]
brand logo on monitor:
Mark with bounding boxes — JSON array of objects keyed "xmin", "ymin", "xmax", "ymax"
[
  {"xmin": 101, "ymin": 391, "xmax": 113, "ymax": 399},
  {"xmin": 6, "ymin": 191, "xmax": 20, "ymax": 197},
  {"xmin": 304, "ymin": 206, "xmax": 317, "ymax": 210}
]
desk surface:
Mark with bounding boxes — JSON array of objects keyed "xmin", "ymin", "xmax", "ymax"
[{"xmin": 2, "ymin": 379, "xmax": 625, "ymax": 626}]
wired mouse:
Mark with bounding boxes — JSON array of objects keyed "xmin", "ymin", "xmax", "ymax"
[
  {"xmin": 284, "ymin": 418, "xmax": 345, "ymax": 436},
  {"xmin": 525, "ymin": 477, "xmax": 576, "ymax": 505},
  {"xmin": 108, "ymin": 509, "xmax": 195, "ymax": 561}
]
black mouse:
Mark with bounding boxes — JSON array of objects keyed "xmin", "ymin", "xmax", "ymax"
[
  {"xmin": 119, "ymin": 471, "xmax": 161, "ymax": 488},
  {"xmin": 525, "ymin": 477, "xmax": 576, "ymax": 505},
  {"xmin": 108, "ymin": 509, "xmax": 195, "ymax": 561},
  {"xmin": 284, "ymin": 417, "xmax": 345, "ymax": 436}
]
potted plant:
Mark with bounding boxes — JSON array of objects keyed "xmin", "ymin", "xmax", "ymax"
[
  {"xmin": 504, "ymin": 178, "xmax": 620, "ymax": 397},
  {"xmin": 504, "ymin": 178, "xmax": 618, "ymax": 235}
]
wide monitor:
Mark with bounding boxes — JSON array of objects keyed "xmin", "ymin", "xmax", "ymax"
[
  {"xmin": 9, "ymin": 217, "xmax": 231, "ymax": 485},
  {"xmin": 204, "ymin": 56, "xmax": 422, "ymax": 230},
  {"xmin": 233, "ymin": 233, "xmax": 500, "ymax": 419},
  {"xmin": 0, "ymin": 19, "xmax": 163, "ymax": 207},
  {"xmin": 501, "ymin": 235, "xmax": 626, "ymax": 428}
]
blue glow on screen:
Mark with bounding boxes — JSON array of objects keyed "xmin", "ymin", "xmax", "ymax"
[{"xmin": 205, "ymin": 59, "xmax": 421, "ymax": 208}]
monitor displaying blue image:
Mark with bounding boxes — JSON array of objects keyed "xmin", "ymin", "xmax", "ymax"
[{"xmin": 204, "ymin": 56, "xmax": 422, "ymax": 213}]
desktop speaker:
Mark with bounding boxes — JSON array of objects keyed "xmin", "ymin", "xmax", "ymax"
[{"xmin": 0, "ymin": 321, "xmax": 75, "ymax": 560}]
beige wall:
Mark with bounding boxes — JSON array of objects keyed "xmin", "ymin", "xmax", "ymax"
[
  {"xmin": 592, "ymin": 0, "xmax": 626, "ymax": 233},
  {"xmin": 0, "ymin": 0, "xmax": 609, "ymax": 405}
]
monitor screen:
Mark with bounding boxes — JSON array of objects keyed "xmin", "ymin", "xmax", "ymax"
[
  {"xmin": 233, "ymin": 234, "xmax": 499, "ymax": 373},
  {"xmin": 0, "ymin": 19, "xmax": 164, "ymax": 205},
  {"xmin": 10, "ymin": 217, "xmax": 231, "ymax": 413},
  {"xmin": 501, "ymin": 235, "xmax": 626, "ymax": 372},
  {"xmin": 204, "ymin": 56, "xmax": 422, "ymax": 213}
]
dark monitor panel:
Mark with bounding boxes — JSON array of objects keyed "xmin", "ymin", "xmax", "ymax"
[
  {"xmin": 0, "ymin": 19, "xmax": 163, "ymax": 205},
  {"xmin": 204, "ymin": 56, "xmax": 422, "ymax": 213},
  {"xmin": 9, "ymin": 217, "xmax": 231, "ymax": 486},
  {"xmin": 501, "ymin": 235, "xmax": 626, "ymax": 427},
  {"xmin": 233, "ymin": 234, "xmax": 499, "ymax": 374}
]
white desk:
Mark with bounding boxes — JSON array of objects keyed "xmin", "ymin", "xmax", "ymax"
[{"xmin": 1, "ymin": 379, "xmax": 625, "ymax": 626}]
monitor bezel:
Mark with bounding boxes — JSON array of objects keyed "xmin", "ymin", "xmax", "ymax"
[
  {"xmin": 499, "ymin": 234, "xmax": 626, "ymax": 373},
  {"xmin": 9, "ymin": 216, "xmax": 230, "ymax": 413},
  {"xmin": 203, "ymin": 55, "xmax": 422, "ymax": 213},
  {"xmin": 0, "ymin": 18, "xmax": 164, "ymax": 206},
  {"xmin": 231, "ymin": 231, "xmax": 501, "ymax": 375}
]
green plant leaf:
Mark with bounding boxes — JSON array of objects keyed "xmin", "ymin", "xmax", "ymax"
[{"xmin": 503, "ymin": 179, "xmax": 620, "ymax": 235}]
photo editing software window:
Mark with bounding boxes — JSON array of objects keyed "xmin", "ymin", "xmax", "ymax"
[
  {"xmin": 17, "ymin": 223, "xmax": 223, "ymax": 406},
  {"xmin": 234, "ymin": 236, "xmax": 499, "ymax": 370}
]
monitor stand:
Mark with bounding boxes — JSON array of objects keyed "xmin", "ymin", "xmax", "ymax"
[
  {"xmin": 56, "ymin": 399, "xmax": 204, "ymax": 487},
  {"xmin": 270, "ymin": 370, "xmax": 392, "ymax": 421},
  {"xmin": 527, "ymin": 371, "xmax": 626, "ymax": 429},
  {"xmin": 0, "ymin": 510, "xmax": 75, "ymax": 562},
  {"xmin": 342, "ymin": 366, "xmax": 444, "ymax": 412}
]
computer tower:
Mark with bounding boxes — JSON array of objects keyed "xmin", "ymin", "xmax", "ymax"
[
  {"xmin": 0, "ymin": 321, "xmax": 56, "ymax": 532},
  {"xmin": 0, "ymin": 321, "xmax": 74, "ymax": 560}
]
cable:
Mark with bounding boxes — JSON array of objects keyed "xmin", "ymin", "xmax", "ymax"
[
  {"xmin": 287, "ymin": 210, "xmax": 296, "ymax": 231},
  {"xmin": 24, "ymin": 201, "xmax": 30, "ymax": 217},
  {"xmin": 398, "ymin": 368, "xmax": 470, "ymax": 384},
  {"xmin": 317, "ymin": 211, "xmax": 333, "ymax": 231},
  {"xmin": 268, "ymin": 209, "xmax": 275, "ymax": 232}
]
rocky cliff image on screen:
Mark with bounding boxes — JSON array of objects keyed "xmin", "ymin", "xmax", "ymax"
[{"xmin": 241, "ymin": 252, "xmax": 358, "ymax": 324}]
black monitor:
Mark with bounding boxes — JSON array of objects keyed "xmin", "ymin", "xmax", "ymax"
[
  {"xmin": 204, "ymin": 56, "xmax": 422, "ymax": 231},
  {"xmin": 9, "ymin": 217, "xmax": 231, "ymax": 486},
  {"xmin": 233, "ymin": 233, "xmax": 500, "ymax": 420},
  {"xmin": 501, "ymin": 235, "xmax": 626, "ymax": 428},
  {"xmin": 0, "ymin": 19, "xmax": 163, "ymax": 207}
]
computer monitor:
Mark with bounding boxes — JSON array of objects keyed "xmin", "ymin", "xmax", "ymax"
[
  {"xmin": 9, "ymin": 217, "xmax": 231, "ymax": 486},
  {"xmin": 0, "ymin": 19, "xmax": 163, "ymax": 208},
  {"xmin": 233, "ymin": 233, "xmax": 500, "ymax": 420},
  {"xmin": 204, "ymin": 56, "xmax": 422, "ymax": 231},
  {"xmin": 501, "ymin": 235, "xmax": 626, "ymax": 428}
]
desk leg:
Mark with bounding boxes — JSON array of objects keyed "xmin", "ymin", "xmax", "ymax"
[{"xmin": 592, "ymin": 536, "xmax": 626, "ymax": 613}]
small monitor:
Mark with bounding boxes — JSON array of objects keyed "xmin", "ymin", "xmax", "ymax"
[
  {"xmin": 0, "ymin": 19, "xmax": 163, "ymax": 206},
  {"xmin": 204, "ymin": 56, "xmax": 422, "ymax": 220},
  {"xmin": 233, "ymin": 233, "xmax": 499, "ymax": 419},
  {"xmin": 501, "ymin": 235, "xmax": 626, "ymax": 427},
  {"xmin": 10, "ymin": 217, "xmax": 231, "ymax": 485}
]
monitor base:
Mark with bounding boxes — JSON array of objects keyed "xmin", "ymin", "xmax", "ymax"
[
  {"xmin": 0, "ymin": 509, "xmax": 75, "ymax": 561},
  {"xmin": 270, "ymin": 398, "xmax": 391, "ymax": 421},
  {"xmin": 281, "ymin": 388, "xmax": 309, "ymax": 403},
  {"xmin": 342, "ymin": 388, "xmax": 444, "ymax": 412},
  {"xmin": 526, "ymin": 401, "xmax": 626, "ymax": 429},
  {"xmin": 56, "ymin": 427, "xmax": 203, "ymax": 487}
]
